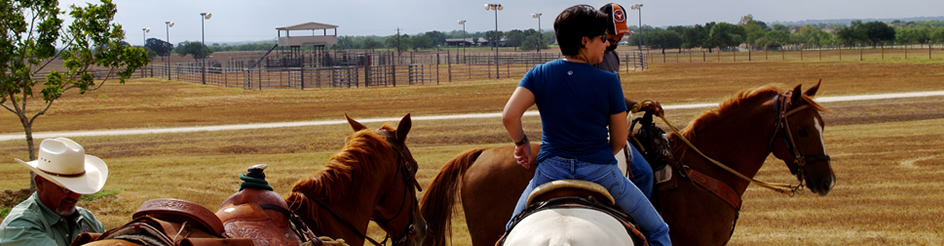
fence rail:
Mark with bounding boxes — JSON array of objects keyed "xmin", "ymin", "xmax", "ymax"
[{"xmin": 33, "ymin": 44, "xmax": 944, "ymax": 89}]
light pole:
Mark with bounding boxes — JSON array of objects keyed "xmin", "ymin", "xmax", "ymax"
[
  {"xmin": 165, "ymin": 21, "xmax": 174, "ymax": 80},
  {"xmin": 630, "ymin": 4, "xmax": 643, "ymax": 54},
  {"xmin": 485, "ymin": 3, "xmax": 502, "ymax": 79},
  {"xmin": 142, "ymin": 27, "xmax": 150, "ymax": 47},
  {"xmin": 200, "ymin": 12, "xmax": 212, "ymax": 85},
  {"xmin": 532, "ymin": 13, "xmax": 542, "ymax": 53},
  {"xmin": 458, "ymin": 20, "xmax": 466, "ymax": 61}
]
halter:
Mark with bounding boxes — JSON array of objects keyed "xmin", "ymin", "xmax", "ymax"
[
  {"xmin": 769, "ymin": 91, "xmax": 832, "ymax": 187},
  {"xmin": 308, "ymin": 129, "xmax": 422, "ymax": 246}
]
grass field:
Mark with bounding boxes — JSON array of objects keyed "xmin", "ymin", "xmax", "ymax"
[{"xmin": 1, "ymin": 58, "xmax": 943, "ymax": 245}]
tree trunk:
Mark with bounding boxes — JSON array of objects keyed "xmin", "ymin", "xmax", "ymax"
[{"xmin": 21, "ymin": 114, "xmax": 37, "ymax": 192}]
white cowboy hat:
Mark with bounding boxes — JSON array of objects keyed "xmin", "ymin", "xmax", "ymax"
[{"xmin": 15, "ymin": 137, "xmax": 108, "ymax": 194}]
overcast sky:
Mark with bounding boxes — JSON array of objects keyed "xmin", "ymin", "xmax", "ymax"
[{"xmin": 59, "ymin": 0, "xmax": 944, "ymax": 46}]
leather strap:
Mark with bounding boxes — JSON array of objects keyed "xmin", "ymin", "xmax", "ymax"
[{"xmin": 134, "ymin": 198, "xmax": 227, "ymax": 237}]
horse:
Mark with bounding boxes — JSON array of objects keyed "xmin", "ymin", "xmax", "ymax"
[
  {"xmin": 74, "ymin": 114, "xmax": 425, "ymax": 246},
  {"xmin": 285, "ymin": 113, "xmax": 427, "ymax": 246},
  {"xmin": 420, "ymin": 82, "xmax": 834, "ymax": 246}
]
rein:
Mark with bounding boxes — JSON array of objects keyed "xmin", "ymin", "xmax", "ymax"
[
  {"xmin": 631, "ymin": 95, "xmax": 803, "ymax": 195},
  {"xmin": 307, "ymin": 131, "xmax": 421, "ymax": 246}
]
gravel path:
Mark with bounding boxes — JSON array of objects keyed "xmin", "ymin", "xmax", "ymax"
[{"xmin": 2, "ymin": 90, "xmax": 942, "ymax": 142}]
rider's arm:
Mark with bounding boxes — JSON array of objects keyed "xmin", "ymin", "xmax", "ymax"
[{"xmin": 609, "ymin": 111, "xmax": 628, "ymax": 155}]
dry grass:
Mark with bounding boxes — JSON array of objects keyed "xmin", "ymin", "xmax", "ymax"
[{"xmin": 1, "ymin": 58, "xmax": 943, "ymax": 245}]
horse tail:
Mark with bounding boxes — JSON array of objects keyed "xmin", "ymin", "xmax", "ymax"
[{"xmin": 420, "ymin": 147, "xmax": 488, "ymax": 246}]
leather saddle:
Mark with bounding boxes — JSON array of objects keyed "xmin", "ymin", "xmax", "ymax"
[
  {"xmin": 72, "ymin": 198, "xmax": 253, "ymax": 246},
  {"xmin": 72, "ymin": 164, "xmax": 321, "ymax": 246},
  {"xmin": 217, "ymin": 175, "xmax": 307, "ymax": 246},
  {"xmin": 500, "ymin": 180, "xmax": 649, "ymax": 246}
]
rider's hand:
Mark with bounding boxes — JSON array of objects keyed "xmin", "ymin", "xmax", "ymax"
[
  {"xmin": 514, "ymin": 143, "xmax": 532, "ymax": 169},
  {"xmin": 645, "ymin": 101, "xmax": 665, "ymax": 117}
]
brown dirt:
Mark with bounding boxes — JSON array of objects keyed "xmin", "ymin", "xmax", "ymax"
[{"xmin": 0, "ymin": 188, "xmax": 31, "ymax": 208}]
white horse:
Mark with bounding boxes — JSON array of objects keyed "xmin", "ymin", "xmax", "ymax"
[{"xmin": 500, "ymin": 180, "xmax": 638, "ymax": 246}]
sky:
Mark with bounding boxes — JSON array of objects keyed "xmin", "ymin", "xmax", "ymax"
[{"xmin": 58, "ymin": 0, "xmax": 944, "ymax": 46}]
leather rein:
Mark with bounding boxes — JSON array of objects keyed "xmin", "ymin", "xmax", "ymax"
[
  {"xmin": 637, "ymin": 89, "xmax": 825, "ymax": 197},
  {"xmin": 308, "ymin": 130, "xmax": 422, "ymax": 246}
]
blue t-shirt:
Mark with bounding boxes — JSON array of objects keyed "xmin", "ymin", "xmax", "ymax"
[{"xmin": 519, "ymin": 59, "xmax": 628, "ymax": 164}]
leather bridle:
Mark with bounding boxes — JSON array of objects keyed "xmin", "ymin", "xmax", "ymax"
[
  {"xmin": 769, "ymin": 91, "xmax": 831, "ymax": 186},
  {"xmin": 371, "ymin": 130, "xmax": 423, "ymax": 245}
]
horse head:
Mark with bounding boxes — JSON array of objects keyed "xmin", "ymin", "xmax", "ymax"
[
  {"xmin": 346, "ymin": 113, "xmax": 427, "ymax": 246},
  {"xmin": 770, "ymin": 80, "xmax": 836, "ymax": 196}
]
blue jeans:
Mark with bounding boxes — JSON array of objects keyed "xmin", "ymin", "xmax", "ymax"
[
  {"xmin": 627, "ymin": 142, "xmax": 654, "ymax": 200},
  {"xmin": 508, "ymin": 156, "xmax": 671, "ymax": 246}
]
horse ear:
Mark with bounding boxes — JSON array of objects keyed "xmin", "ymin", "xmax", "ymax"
[
  {"xmin": 346, "ymin": 113, "xmax": 368, "ymax": 132},
  {"xmin": 790, "ymin": 84, "xmax": 803, "ymax": 105},
  {"xmin": 396, "ymin": 113, "xmax": 412, "ymax": 142},
  {"xmin": 805, "ymin": 79, "xmax": 822, "ymax": 98}
]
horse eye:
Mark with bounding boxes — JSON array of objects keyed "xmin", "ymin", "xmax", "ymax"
[{"xmin": 797, "ymin": 129, "xmax": 809, "ymax": 137}]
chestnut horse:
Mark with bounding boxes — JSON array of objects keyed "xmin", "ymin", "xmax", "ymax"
[
  {"xmin": 420, "ymin": 83, "xmax": 834, "ymax": 246},
  {"xmin": 286, "ymin": 114, "xmax": 427, "ymax": 246}
]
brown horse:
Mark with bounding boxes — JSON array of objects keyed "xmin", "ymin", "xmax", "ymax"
[
  {"xmin": 286, "ymin": 114, "xmax": 427, "ymax": 246},
  {"xmin": 420, "ymin": 83, "xmax": 834, "ymax": 246}
]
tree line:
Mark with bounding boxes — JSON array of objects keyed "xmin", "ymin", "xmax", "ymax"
[
  {"xmin": 141, "ymin": 16, "xmax": 944, "ymax": 58},
  {"xmin": 639, "ymin": 15, "xmax": 944, "ymax": 54}
]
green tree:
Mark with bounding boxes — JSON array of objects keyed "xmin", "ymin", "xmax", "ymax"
[
  {"xmin": 794, "ymin": 25, "xmax": 833, "ymax": 46},
  {"xmin": 756, "ymin": 30, "xmax": 791, "ymax": 49},
  {"xmin": 175, "ymin": 41, "xmax": 212, "ymax": 62},
  {"xmin": 682, "ymin": 24, "xmax": 708, "ymax": 49},
  {"xmin": 930, "ymin": 27, "xmax": 944, "ymax": 43},
  {"xmin": 647, "ymin": 29, "xmax": 683, "ymax": 54},
  {"xmin": 859, "ymin": 21, "xmax": 897, "ymax": 48},
  {"xmin": 708, "ymin": 22, "xmax": 745, "ymax": 50},
  {"xmin": 837, "ymin": 20, "xmax": 868, "ymax": 46},
  {"xmin": 422, "ymin": 31, "xmax": 447, "ymax": 46},
  {"xmin": 1, "ymin": 0, "xmax": 150, "ymax": 162},
  {"xmin": 145, "ymin": 37, "xmax": 173, "ymax": 58},
  {"xmin": 739, "ymin": 15, "xmax": 768, "ymax": 50},
  {"xmin": 362, "ymin": 37, "xmax": 383, "ymax": 50},
  {"xmin": 412, "ymin": 35, "xmax": 433, "ymax": 50},
  {"xmin": 484, "ymin": 30, "xmax": 504, "ymax": 48},
  {"xmin": 504, "ymin": 29, "xmax": 526, "ymax": 47},
  {"xmin": 896, "ymin": 27, "xmax": 930, "ymax": 45}
]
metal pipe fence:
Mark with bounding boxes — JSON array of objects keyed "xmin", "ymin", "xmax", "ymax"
[{"xmin": 43, "ymin": 43, "xmax": 944, "ymax": 89}]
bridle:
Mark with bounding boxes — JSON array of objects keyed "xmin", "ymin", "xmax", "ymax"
[
  {"xmin": 769, "ymin": 90, "xmax": 831, "ymax": 187},
  {"xmin": 308, "ymin": 129, "xmax": 423, "ymax": 246},
  {"xmin": 371, "ymin": 130, "xmax": 423, "ymax": 245}
]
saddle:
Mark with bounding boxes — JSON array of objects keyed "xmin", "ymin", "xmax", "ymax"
[
  {"xmin": 72, "ymin": 198, "xmax": 253, "ymax": 246},
  {"xmin": 72, "ymin": 164, "xmax": 322, "ymax": 246},
  {"xmin": 500, "ymin": 180, "xmax": 648, "ymax": 246},
  {"xmin": 217, "ymin": 164, "xmax": 310, "ymax": 246}
]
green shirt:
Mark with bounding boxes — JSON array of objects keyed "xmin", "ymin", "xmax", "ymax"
[{"xmin": 0, "ymin": 193, "xmax": 105, "ymax": 246}]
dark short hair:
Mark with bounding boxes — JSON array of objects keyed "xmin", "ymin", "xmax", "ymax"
[{"xmin": 554, "ymin": 5, "xmax": 608, "ymax": 56}]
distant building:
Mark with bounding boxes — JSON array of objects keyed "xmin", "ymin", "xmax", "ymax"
[
  {"xmin": 445, "ymin": 38, "xmax": 474, "ymax": 47},
  {"xmin": 276, "ymin": 22, "xmax": 338, "ymax": 47}
]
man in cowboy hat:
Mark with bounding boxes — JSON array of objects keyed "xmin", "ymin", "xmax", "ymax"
[
  {"xmin": 593, "ymin": 2, "xmax": 663, "ymax": 200},
  {"xmin": 1, "ymin": 137, "xmax": 108, "ymax": 246}
]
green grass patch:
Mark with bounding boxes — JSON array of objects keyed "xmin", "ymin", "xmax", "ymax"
[{"xmin": 81, "ymin": 189, "xmax": 120, "ymax": 203}]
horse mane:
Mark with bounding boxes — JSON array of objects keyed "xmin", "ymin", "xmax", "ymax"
[
  {"xmin": 671, "ymin": 85, "xmax": 827, "ymax": 155},
  {"xmin": 285, "ymin": 124, "xmax": 397, "ymax": 211}
]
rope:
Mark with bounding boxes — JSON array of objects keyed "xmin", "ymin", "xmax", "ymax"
[
  {"xmin": 632, "ymin": 100, "xmax": 801, "ymax": 195},
  {"xmin": 318, "ymin": 236, "xmax": 351, "ymax": 246}
]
